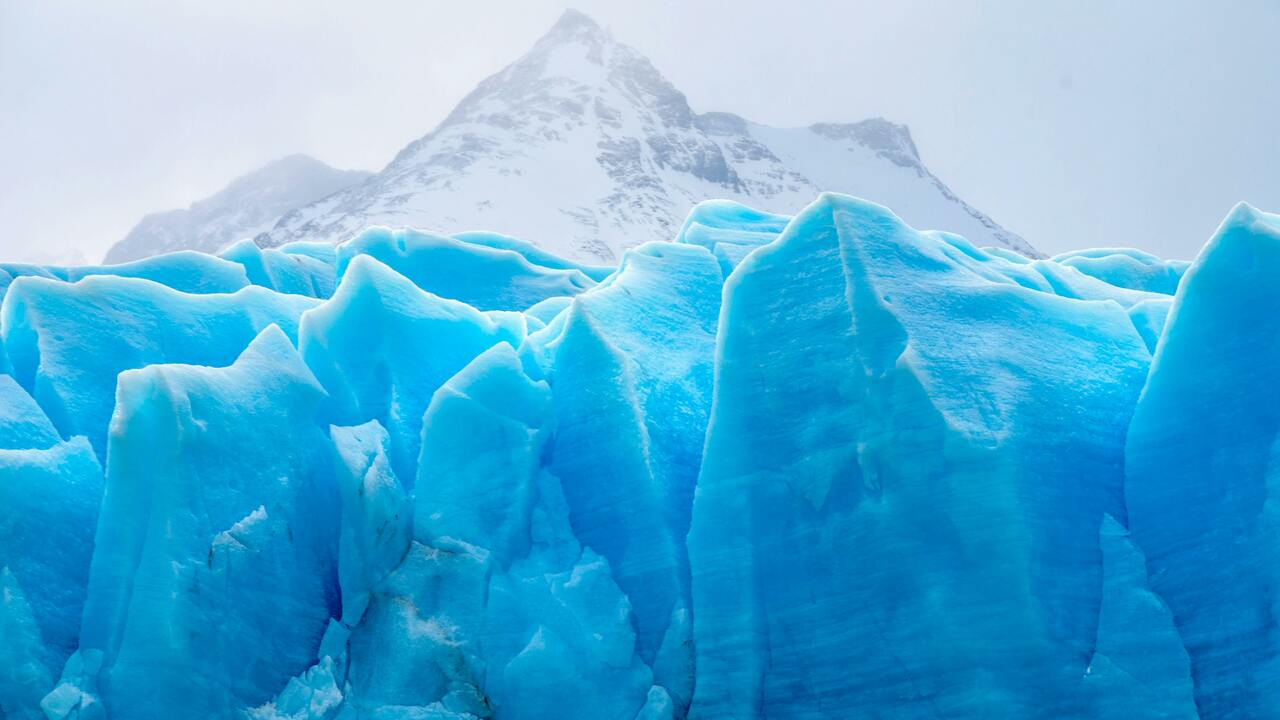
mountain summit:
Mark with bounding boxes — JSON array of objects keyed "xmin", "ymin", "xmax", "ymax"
[{"xmin": 110, "ymin": 9, "xmax": 1036, "ymax": 262}]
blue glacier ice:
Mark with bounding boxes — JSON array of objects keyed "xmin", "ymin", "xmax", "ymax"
[
  {"xmin": 1052, "ymin": 247, "xmax": 1191, "ymax": 295},
  {"xmin": 1125, "ymin": 202, "xmax": 1280, "ymax": 718},
  {"xmin": 673, "ymin": 200, "xmax": 791, "ymax": 274},
  {"xmin": 0, "ymin": 378, "xmax": 101, "ymax": 718},
  {"xmin": 450, "ymin": 231, "xmax": 615, "ymax": 283},
  {"xmin": 335, "ymin": 228, "xmax": 597, "ymax": 311},
  {"xmin": 0, "ymin": 193, "xmax": 1271, "ymax": 719},
  {"xmin": 0, "ymin": 251, "xmax": 250, "ymax": 300},
  {"xmin": 687, "ymin": 194, "xmax": 1154, "ymax": 717},
  {"xmin": 67, "ymin": 326, "xmax": 339, "ymax": 719},
  {"xmin": 0, "ymin": 276, "xmax": 319, "ymax": 459},
  {"xmin": 220, "ymin": 240, "xmax": 339, "ymax": 298},
  {"xmin": 298, "ymin": 255, "xmax": 529, "ymax": 485}
]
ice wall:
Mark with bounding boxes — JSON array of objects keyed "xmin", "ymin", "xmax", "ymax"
[{"xmin": 0, "ymin": 196, "xmax": 1265, "ymax": 719}]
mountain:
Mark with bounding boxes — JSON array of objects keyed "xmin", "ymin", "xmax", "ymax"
[
  {"xmin": 105, "ymin": 155, "xmax": 371, "ymax": 263},
  {"xmin": 260, "ymin": 10, "xmax": 1037, "ymax": 260},
  {"xmin": 106, "ymin": 10, "xmax": 1037, "ymax": 263}
]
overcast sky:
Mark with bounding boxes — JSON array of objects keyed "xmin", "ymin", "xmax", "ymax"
[{"xmin": 2, "ymin": 0, "xmax": 1277, "ymax": 263}]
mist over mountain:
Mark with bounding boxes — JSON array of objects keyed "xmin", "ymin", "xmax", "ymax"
[
  {"xmin": 108, "ymin": 10, "xmax": 1037, "ymax": 263},
  {"xmin": 105, "ymin": 155, "xmax": 371, "ymax": 264}
]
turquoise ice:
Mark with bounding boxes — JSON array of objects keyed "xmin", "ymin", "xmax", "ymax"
[{"xmin": 0, "ymin": 195, "xmax": 1271, "ymax": 719}]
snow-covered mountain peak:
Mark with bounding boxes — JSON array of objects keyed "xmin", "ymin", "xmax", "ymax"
[
  {"xmin": 538, "ymin": 7, "xmax": 611, "ymax": 53},
  {"xmin": 393, "ymin": 8, "xmax": 690, "ymax": 169},
  {"xmin": 110, "ymin": 10, "xmax": 1038, "ymax": 263}
]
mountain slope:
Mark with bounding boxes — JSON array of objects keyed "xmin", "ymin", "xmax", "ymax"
[
  {"xmin": 261, "ymin": 10, "xmax": 1036, "ymax": 261},
  {"xmin": 105, "ymin": 155, "xmax": 371, "ymax": 263},
  {"xmin": 108, "ymin": 10, "xmax": 1036, "ymax": 264}
]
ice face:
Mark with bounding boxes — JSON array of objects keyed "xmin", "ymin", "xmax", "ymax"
[
  {"xmin": 70, "ymin": 326, "xmax": 340, "ymax": 719},
  {"xmin": 0, "ymin": 193, "xmax": 1271, "ymax": 719},
  {"xmin": 673, "ymin": 199, "xmax": 792, "ymax": 276},
  {"xmin": 0, "ymin": 275, "xmax": 319, "ymax": 459},
  {"xmin": 1052, "ymin": 247, "xmax": 1191, "ymax": 295},
  {"xmin": 688, "ymin": 194, "xmax": 1153, "ymax": 717},
  {"xmin": 298, "ymin": 255, "xmax": 528, "ymax": 487},
  {"xmin": 0, "ymin": 436, "xmax": 101, "ymax": 718},
  {"xmin": 334, "ymin": 227, "xmax": 598, "ymax": 312},
  {"xmin": 1125, "ymin": 202, "xmax": 1280, "ymax": 718},
  {"xmin": 220, "ymin": 239, "xmax": 338, "ymax": 298},
  {"xmin": 1, "ymin": 251, "xmax": 251, "ymax": 301}
]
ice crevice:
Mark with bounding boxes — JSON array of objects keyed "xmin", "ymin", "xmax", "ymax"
[{"xmin": 0, "ymin": 194, "xmax": 1269, "ymax": 719}]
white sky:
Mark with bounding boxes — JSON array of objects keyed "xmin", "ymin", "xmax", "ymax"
[{"xmin": 1, "ymin": 0, "xmax": 1277, "ymax": 263}]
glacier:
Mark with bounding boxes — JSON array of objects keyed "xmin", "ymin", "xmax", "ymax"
[{"xmin": 0, "ymin": 192, "xmax": 1269, "ymax": 719}]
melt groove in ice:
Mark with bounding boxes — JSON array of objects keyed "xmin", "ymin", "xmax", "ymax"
[{"xmin": 0, "ymin": 195, "xmax": 1266, "ymax": 719}]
